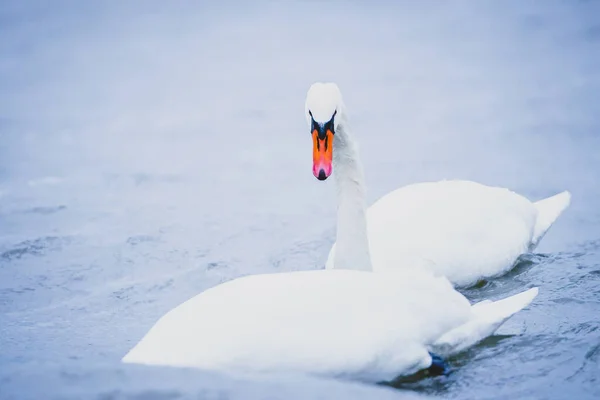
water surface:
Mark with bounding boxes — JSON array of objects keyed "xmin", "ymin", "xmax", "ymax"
[{"xmin": 1, "ymin": 1, "xmax": 599, "ymax": 399}]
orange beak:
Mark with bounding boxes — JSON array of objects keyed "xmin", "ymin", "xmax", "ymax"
[{"xmin": 312, "ymin": 129, "xmax": 334, "ymax": 180}]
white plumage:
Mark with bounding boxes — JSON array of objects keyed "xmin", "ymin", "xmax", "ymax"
[{"xmin": 326, "ymin": 180, "xmax": 570, "ymax": 287}]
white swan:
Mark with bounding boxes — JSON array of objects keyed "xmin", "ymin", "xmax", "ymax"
[
  {"xmin": 121, "ymin": 83, "xmax": 540, "ymax": 384},
  {"xmin": 313, "ymin": 84, "xmax": 571, "ymax": 287}
]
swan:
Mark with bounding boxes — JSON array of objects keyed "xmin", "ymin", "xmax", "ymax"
[
  {"xmin": 121, "ymin": 83, "xmax": 540, "ymax": 384},
  {"xmin": 312, "ymin": 83, "xmax": 571, "ymax": 287}
]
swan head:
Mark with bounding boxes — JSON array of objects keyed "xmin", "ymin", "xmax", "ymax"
[{"xmin": 305, "ymin": 82, "xmax": 344, "ymax": 181}]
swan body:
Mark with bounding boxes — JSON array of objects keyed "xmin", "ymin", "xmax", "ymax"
[
  {"xmin": 122, "ymin": 269, "xmax": 538, "ymax": 383},
  {"xmin": 326, "ymin": 180, "xmax": 571, "ymax": 287},
  {"xmin": 122, "ymin": 82, "xmax": 540, "ymax": 383},
  {"xmin": 312, "ymin": 82, "xmax": 570, "ymax": 287}
]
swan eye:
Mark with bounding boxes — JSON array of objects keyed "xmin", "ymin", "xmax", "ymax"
[
  {"xmin": 308, "ymin": 110, "xmax": 316, "ymax": 131},
  {"xmin": 324, "ymin": 111, "xmax": 336, "ymax": 134},
  {"xmin": 324, "ymin": 121, "xmax": 332, "ymax": 133}
]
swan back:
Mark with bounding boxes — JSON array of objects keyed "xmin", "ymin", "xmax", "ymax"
[{"xmin": 326, "ymin": 180, "xmax": 539, "ymax": 286}]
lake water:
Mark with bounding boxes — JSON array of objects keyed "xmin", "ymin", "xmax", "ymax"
[{"xmin": 1, "ymin": 1, "xmax": 599, "ymax": 399}]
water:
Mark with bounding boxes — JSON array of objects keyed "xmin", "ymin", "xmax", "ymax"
[{"xmin": 1, "ymin": 1, "xmax": 599, "ymax": 399}]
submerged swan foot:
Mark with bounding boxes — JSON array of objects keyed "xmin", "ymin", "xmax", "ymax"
[
  {"xmin": 383, "ymin": 352, "xmax": 451, "ymax": 388},
  {"xmin": 428, "ymin": 352, "xmax": 449, "ymax": 376}
]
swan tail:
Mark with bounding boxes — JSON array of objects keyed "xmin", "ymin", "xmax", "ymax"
[
  {"xmin": 430, "ymin": 287, "xmax": 538, "ymax": 357},
  {"xmin": 531, "ymin": 191, "xmax": 571, "ymax": 249}
]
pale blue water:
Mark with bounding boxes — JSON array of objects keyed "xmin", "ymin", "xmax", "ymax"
[{"xmin": 1, "ymin": 1, "xmax": 599, "ymax": 399}]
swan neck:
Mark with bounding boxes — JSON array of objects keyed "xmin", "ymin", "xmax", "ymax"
[{"xmin": 332, "ymin": 121, "xmax": 372, "ymax": 272}]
